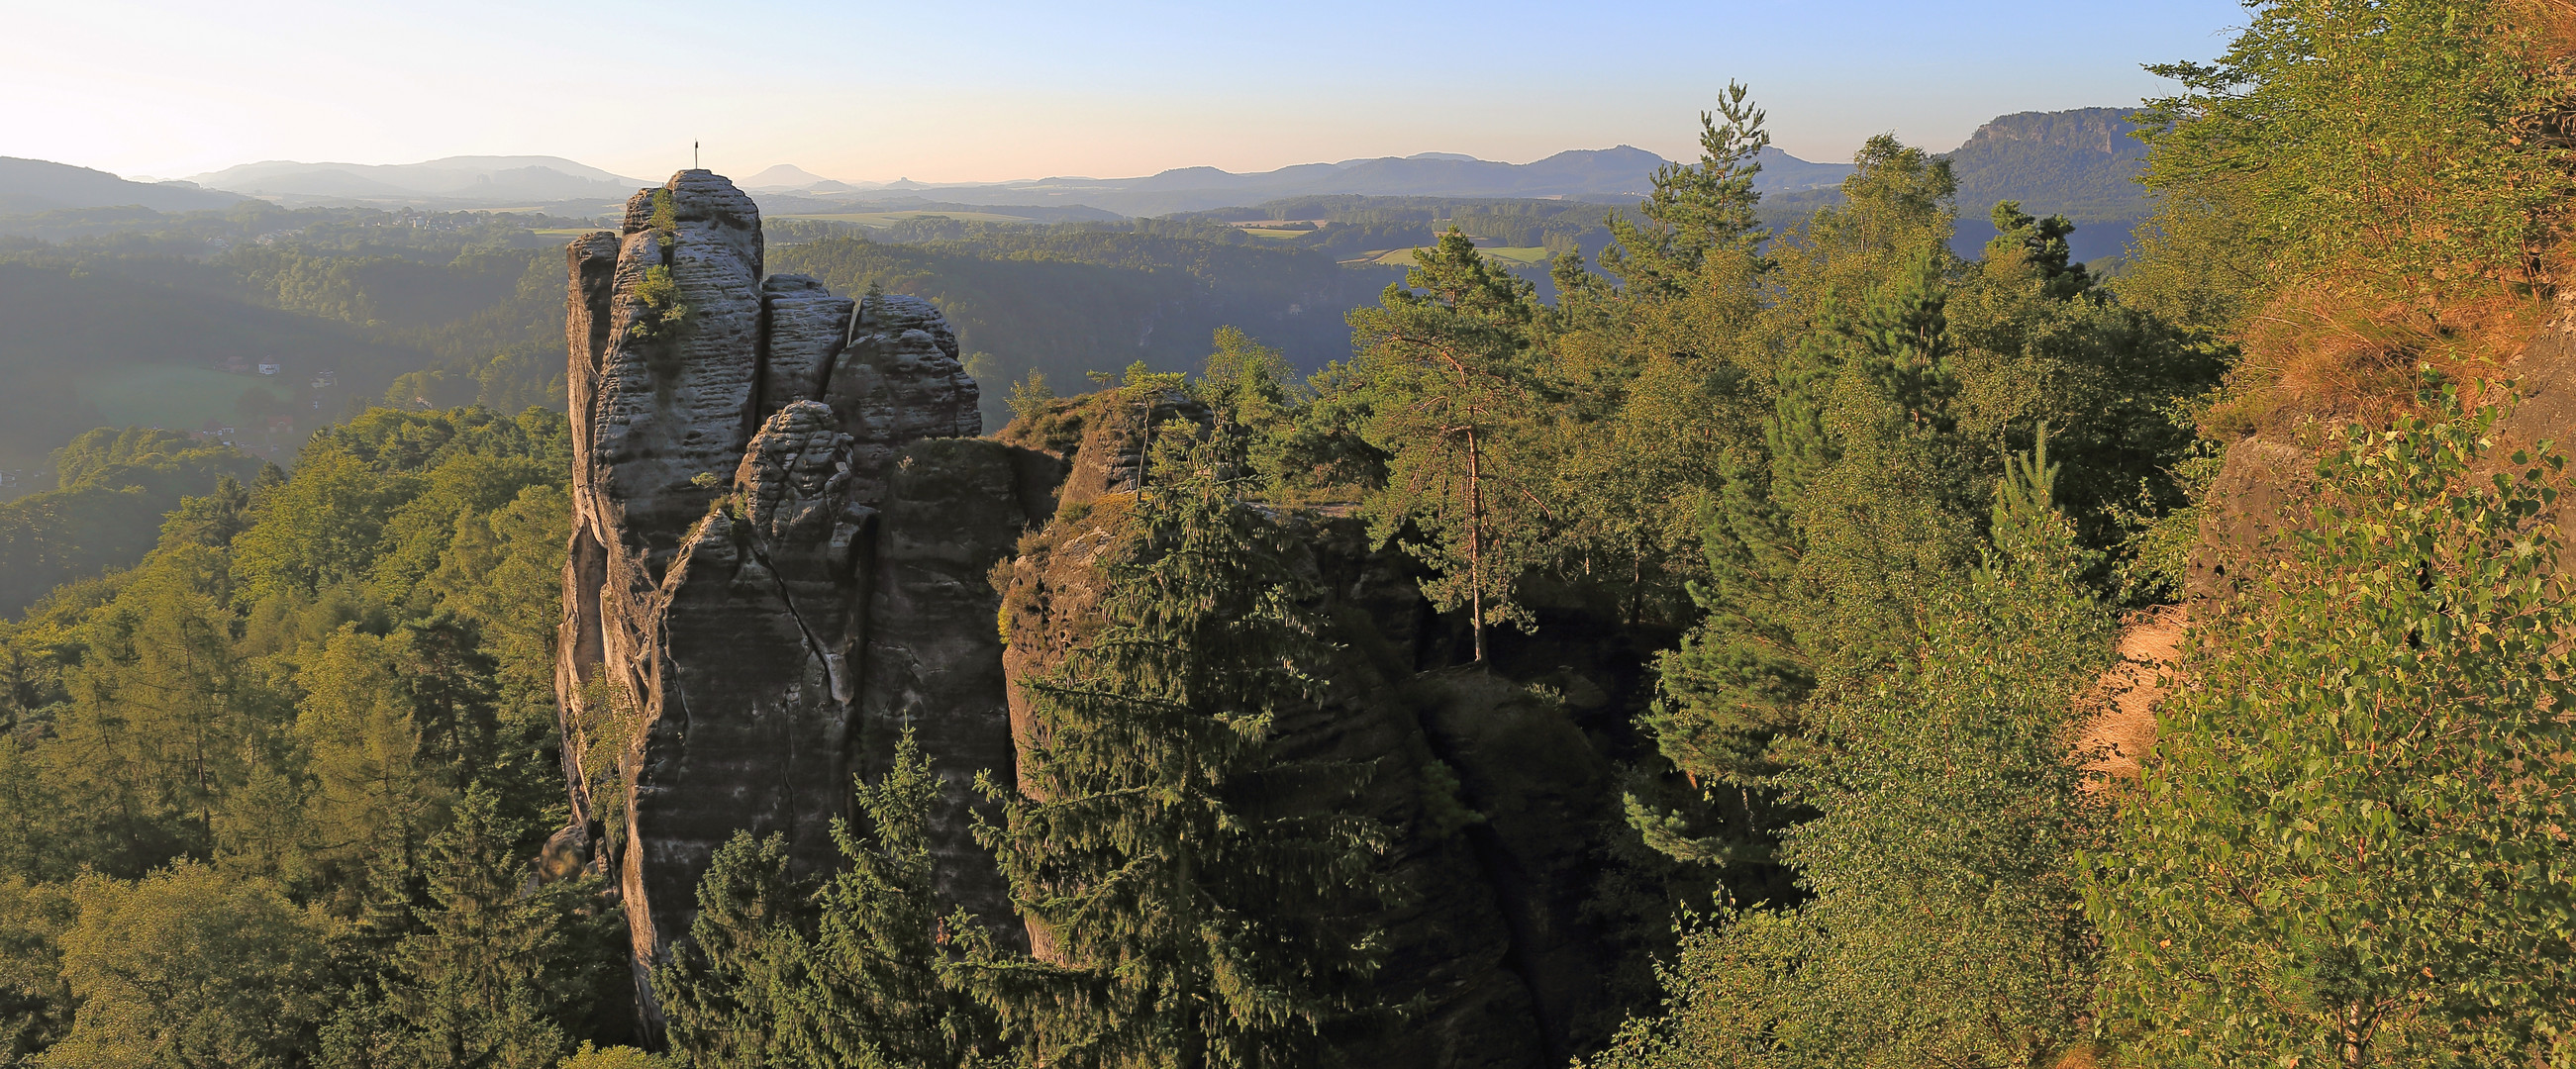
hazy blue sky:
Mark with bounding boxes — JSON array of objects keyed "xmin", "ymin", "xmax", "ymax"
[{"xmin": 7, "ymin": 0, "xmax": 2250, "ymax": 183}]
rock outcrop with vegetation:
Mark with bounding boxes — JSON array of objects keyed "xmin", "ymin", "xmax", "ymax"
[
  {"xmin": 553, "ymin": 170, "xmax": 1036, "ymax": 1027},
  {"xmin": 558, "ymin": 178, "xmax": 1662, "ymax": 1060}
]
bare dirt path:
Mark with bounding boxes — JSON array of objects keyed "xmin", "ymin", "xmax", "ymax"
[{"xmin": 2081, "ymin": 605, "xmax": 2185, "ymax": 784}]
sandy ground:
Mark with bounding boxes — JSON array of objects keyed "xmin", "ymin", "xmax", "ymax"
[{"xmin": 2081, "ymin": 605, "xmax": 2185, "ymax": 784}]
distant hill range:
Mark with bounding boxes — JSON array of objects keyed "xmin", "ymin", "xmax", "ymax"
[
  {"xmin": 751, "ymin": 146, "xmax": 1853, "ymax": 218},
  {"xmin": 743, "ymin": 163, "xmax": 842, "ymax": 192},
  {"xmin": 185, "ymin": 155, "xmax": 646, "ymax": 208},
  {"xmin": 1, "ymin": 107, "xmax": 2151, "ymax": 253},
  {"xmin": 0, "ymin": 157, "xmax": 245, "ymax": 215},
  {"xmin": 743, "ymin": 107, "xmax": 2151, "ymax": 245}
]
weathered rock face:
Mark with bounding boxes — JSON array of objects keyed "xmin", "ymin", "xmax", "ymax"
[
  {"xmin": 2185, "ymin": 437, "xmax": 2312, "ymax": 605},
  {"xmin": 554, "ymin": 170, "xmax": 1036, "ymax": 1030},
  {"xmin": 1052, "ymin": 386, "xmax": 1212, "ymax": 509}
]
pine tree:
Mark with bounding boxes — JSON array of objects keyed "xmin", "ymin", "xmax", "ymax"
[
  {"xmin": 1634, "ymin": 143, "xmax": 1974, "ymax": 872},
  {"xmin": 1591, "ymin": 438, "xmax": 2109, "ymax": 1069},
  {"xmin": 959, "ymin": 437, "xmax": 1383, "ymax": 1069},
  {"xmin": 1345, "ymin": 229, "xmax": 1551, "ymax": 662},
  {"xmin": 1597, "ymin": 81, "xmax": 1772, "ymax": 300},
  {"xmin": 1539, "ymin": 84, "xmax": 1776, "ymax": 634},
  {"xmin": 1197, "ymin": 328, "xmax": 1295, "ymax": 443},
  {"xmin": 1980, "ymin": 201, "xmax": 2089, "ymax": 300}
]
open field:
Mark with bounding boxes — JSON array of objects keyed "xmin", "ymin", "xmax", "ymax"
[
  {"xmin": 1479, "ymin": 245, "xmax": 1552, "ymax": 263},
  {"xmin": 1349, "ymin": 244, "xmax": 1545, "ymax": 267},
  {"xmin": 79, "ymin": 364, "xmax": 289, "ymax": 431},
  {"xmin": 1349, "ymin": 243, "xmax": 1551, "ymax": 267}
]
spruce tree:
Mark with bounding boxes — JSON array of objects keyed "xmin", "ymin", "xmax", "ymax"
[
  {"xmin": 796, "ymin": 729, "xmax": 997, "ymax": 1068},
  {"xmin": 361, "ymin": 785, "xmax": 607, "ymax": 1069},
  {"xmin": 959, "ymin": 437, "xmax": 1383, "ymax": 1069},
  {"xmin": 657, "ymin": 731, "xmax": 996, "ymax": 1069},
  {"xmin": 655, "ymin": 830, "xmax": 809, "ymax": 1068}
]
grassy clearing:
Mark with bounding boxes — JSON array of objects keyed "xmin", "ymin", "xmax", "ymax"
[
  {"xmin": 79, "ymin": 365, "xmax": 290, "ymax": 431},
  {"xmin": 1240, "ymin": 228, "xmax": 1310, "ymax": 240},
  {"xmin": 1478, "ymin": 245, "xmax": 1553, "ymax": 264},
  {"xmin": 1350, "ymin": 245, "xmax": 1550, "ymax": 267}
]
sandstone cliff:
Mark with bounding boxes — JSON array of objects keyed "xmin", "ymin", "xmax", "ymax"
[
  {"xmin": 2189, "ymin": 299, "xmax": 2576, "ymax": 607},
  {"xmin": 554, "ymin": 170, "xmax": 1032, "ymax": 1027}
]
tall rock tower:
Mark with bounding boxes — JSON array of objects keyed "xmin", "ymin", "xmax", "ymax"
[{"xmin": 552, "ymin": 171, "xmax": 1038, "ymax": 1028}]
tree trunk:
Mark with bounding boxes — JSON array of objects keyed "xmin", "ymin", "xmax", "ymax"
[
  {"xmin": 1628, "ymin": 538, "xmax": 1644, "ymax": 629},
  {"xmin": 1136, "ymin": 392, "xmax": 1150, "ymax": 492},
  {"xmin": 1466, "ymin": 428, "xmax": 1485, "ymax": 664},
  {"xmin": 1176, "ymin": 842, "xmax": 1205, "ymax": 1069}
]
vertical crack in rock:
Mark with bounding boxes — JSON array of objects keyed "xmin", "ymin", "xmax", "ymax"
[
  {"xmin": 756, "ymin": 275, "xmax": 852, "ymax": 424},
  {"xmin": 552, "ymin": 170, "xmax": 1030, "ymax": 1037},
  {"xmin": 733, "ymin": 400, "xmax": 863, "ymax": 702}
]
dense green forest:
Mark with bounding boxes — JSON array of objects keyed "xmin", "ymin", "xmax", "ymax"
[
  {"xmin": 0, "ymin": 202, "xmax": 582, "ymax": 471},
  {"xmin": 0, "ymin": 407, "xmax": 612, "ymax": 1066},
  {"xmin": 2, "ymin": 1, "xmax": 2574, "ymax": 1065},
  {"xmin": 0, "ymin": 429, "xmax": 262, "ymax": 616}
]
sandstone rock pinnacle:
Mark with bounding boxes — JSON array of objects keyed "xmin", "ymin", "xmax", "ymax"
[{"xmin": 552, "ymin": 170, "xmax": 1031, "ymax": 1032}]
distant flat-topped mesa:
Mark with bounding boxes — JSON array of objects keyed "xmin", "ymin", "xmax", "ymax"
[{"xmin": 550, "ymin": 170, "xmax": 1028, "ymax": 1031}]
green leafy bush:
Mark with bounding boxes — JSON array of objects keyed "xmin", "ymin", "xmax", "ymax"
[{"xmin": 2091, "ymin": 387, "xmax": 2576, "ymax": 1066}]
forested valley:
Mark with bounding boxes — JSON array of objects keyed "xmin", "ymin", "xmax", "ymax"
[{"xmin": 5, "ymin": 1, "xmax": 2576, "ymax": 1066}]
